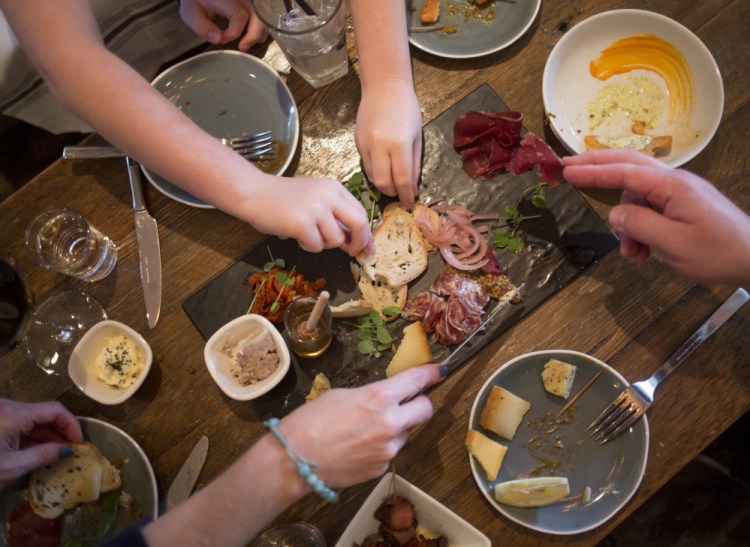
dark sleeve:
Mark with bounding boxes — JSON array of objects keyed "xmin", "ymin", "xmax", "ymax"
[{"xmin": 99, "ymin": 517, "xmax": 152, "ymax": 547}]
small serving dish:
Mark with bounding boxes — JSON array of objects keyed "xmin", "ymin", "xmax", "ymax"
[
  {"xmin": 335, "ymin": 473, "xmax": 490, "ymax": 547},
  {"xmin": 204, "ymin": 314, "xmax": 290, "ymax": 401},
  {"xmin": 68, "ymin": 320, "xmax": 153, "ymax": 405}
]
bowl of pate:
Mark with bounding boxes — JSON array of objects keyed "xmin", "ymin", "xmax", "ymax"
[
  {"xmin": 204, "ymin": 314, "xmax": 290, "ymax": 401},
  {"xmin": 68, "ymin": 320, "xmax": 153, "ymax": 405}
]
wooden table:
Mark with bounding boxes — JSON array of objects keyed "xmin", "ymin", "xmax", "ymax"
[{"xmin": 2, "ymin": 0, "xmax": 748, "ymax": 544}]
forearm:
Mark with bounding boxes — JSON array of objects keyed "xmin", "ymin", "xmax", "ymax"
[
  {"xmin": 142, "ymin": 434, "xmax": 311, "ymax": 546},
  {"xmin": 0, "ymin": 0, "xmax": 269, "ymax": 222},
  {"xmin": 350, "ymin": 0, "xmax": 413, "ymax": 88}
]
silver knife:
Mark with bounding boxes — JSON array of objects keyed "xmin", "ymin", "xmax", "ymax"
[
  {"xmin": 126, "ymin": 156, "xmax": 162, "ymax": 328},
  {"xmin": 63, "ymin": 145, "xmax": 124, "ymax": 159},
  {"xmin": 166, "ymin": 435, "xmax": 209, "ymax": 510},
  {"xmin": 439, "ymin": 282, "xmax": 525, "ymax": 377}
]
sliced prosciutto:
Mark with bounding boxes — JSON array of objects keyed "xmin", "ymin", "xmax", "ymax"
[{"xmin": 454, "ymin": 110, "xmax": 563, "ymax": 185}]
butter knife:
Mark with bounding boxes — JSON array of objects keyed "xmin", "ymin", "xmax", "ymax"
[
  {"xmin": 126, "ymin": 156, "xmax": 162, "ymax": 328},
  {"xmin": 439, "ymin": 282, "xmax": 525, "ymax": 377},
  {"xmin": 166, "ymin": 435, "xmax": 209, "ymax": 510}
]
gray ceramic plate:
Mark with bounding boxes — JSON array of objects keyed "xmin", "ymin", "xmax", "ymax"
[
  {"xmin": 0, "ymin": 417, "xmax": 157, "ymax": 544},
  {"xmin": 468, "ymin": 350, "xmax": 649, "ymax": 535},
  {"xmin": 143, "ymin": 50, "xmax": 300, "ymax": 208},
  {"xmin": 407, "ymin": 0, "xmax": 540, "ymax": 59}
]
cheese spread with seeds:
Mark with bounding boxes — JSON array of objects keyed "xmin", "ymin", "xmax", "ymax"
[{"xmin": 96, "ymin": 335, "xmax": 144, "ymax": 389}]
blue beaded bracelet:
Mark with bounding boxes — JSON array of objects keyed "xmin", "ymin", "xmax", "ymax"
[{"xmin": 264, "ymin": 417, "xmax": 340, "ymax": 503}]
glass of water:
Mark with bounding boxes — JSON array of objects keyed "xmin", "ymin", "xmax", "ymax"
[
  {"xmin": 251, "ymin": 0, "xmax": 348, "ymax": 88},
  {"xmin": 25, "ymin": 208, "xmax": 117, "ymax": 282}
]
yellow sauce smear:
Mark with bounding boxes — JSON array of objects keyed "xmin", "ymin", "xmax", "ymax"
[{"xmin": 590, "ymin": 34, "xmax": 693, "ymax": 123}]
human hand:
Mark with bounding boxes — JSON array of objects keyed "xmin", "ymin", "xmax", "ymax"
[
  {"xmin": 278, "ymin": 365, "xmax": 441, "ymax": 488},
  {"xmin": 356, "ymin": 79, "xmax": 423, "ymax": 206},
  {"xmin": 0, "ymin": 399, "xmax": 83, "ymax": 487},
  {"xmin": 563, "ymin": 150, "xmax": 750, "ymax": 286},
  {"xmin": 179, "ymin": 0, "xmax": 268, "ymax": 51},
  {"xmin": 243, "ymin": 174, "xmax": 374, "ymax": 256}
]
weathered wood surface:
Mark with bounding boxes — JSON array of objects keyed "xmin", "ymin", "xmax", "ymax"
[{"xmin": 1, "ymin": 0, "xmax": 748, "ymax": 544}]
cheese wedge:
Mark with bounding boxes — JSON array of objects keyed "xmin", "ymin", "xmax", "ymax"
[
  {"xmin": 466, "ymin": 429, "xmax": 507, "ymax": 481},
  {"xmin": 306, "ymin": 372, "xmax": 331, "ymax": 401},
  {"xmin": 479, "ymin": 386, "xmax": 531, "ymax": 441},
  {"xmin": 541, "ymin": 358, "xmax": 577, "ymax": 399},
  {"xmin": 386, "ymin": 321, "xmax": 432, "ymax": 377}
]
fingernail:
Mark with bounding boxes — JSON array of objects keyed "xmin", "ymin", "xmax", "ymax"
[
  {"xmin": 609, "ymin": 208, "xmax": 625, "ymax": 231},
  {"xmin": 208, "ymin": 30, "xmax": 219, "ymax": 42},
  {"xmin": 58, "ymin": 446, "xmax": 74, "ymax": 459}
]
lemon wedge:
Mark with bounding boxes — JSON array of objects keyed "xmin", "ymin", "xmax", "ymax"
[{"xmin": 494, "ymin": 477, "xmax": 570, "ymax": 507}]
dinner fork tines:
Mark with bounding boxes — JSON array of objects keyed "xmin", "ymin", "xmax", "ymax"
[
  {"xmin": 220, "ymin": 130, "xmax": 275, "ymax": 160},
  {"xmin": 588, "ymin": 288, "xmax": 749, "ymax": 445}
]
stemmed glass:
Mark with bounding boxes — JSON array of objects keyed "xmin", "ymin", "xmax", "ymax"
[
  {"xmin": 0, "ymin": 257, "xmax": 33, "ymax": 359},
  {"xmin": 25, "ymin": 291, "xmax": 107, "ymax": 375}
]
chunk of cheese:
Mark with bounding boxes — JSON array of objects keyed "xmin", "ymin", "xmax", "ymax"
[
  {"xmin": 479, "ymin": 386, "xmax": 531, "ymax": 440},
  {"xmin": 465, "ymin": 429, "xmax": 507, "ymax": 481},
  {"xmin": 385, "ymin": 321, "xmax": 432, "ymax": 377},
  {"xmin": 541, "ymin": 358, "xmax": 577, "ymax": 399},
  {"xmin": 306, "ymin": 372, "xmax": 331, "ymax": 401}
]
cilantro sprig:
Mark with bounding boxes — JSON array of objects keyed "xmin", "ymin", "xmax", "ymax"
[{"xmin": 491, "ymin": 181, "xmax": 548, "ymax": 254}]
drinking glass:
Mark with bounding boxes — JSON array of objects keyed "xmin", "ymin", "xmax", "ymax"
[
  {"xmin": 25, "ymin": 208, "xmax": 117, "ymax": 282},
  {"xmin": 25, "ymin": 291, "xmax": 107, "ymax": 375},
  {"xmin": 0, "ymin": 257, "xmax": 33, "ymax": 359},
  {"xmin": 253, "ymin": 522, "xmax": 326, "ymax": 546},
  {"xmin": 251, "ymin": 0, "xmax": 348, "ymax": 88}
]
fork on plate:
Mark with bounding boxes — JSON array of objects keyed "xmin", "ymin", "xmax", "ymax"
[
  {"xmin": 588, "ymin": 288, "xmax": 749, "ymax": 445},
  {"xmin": 62, "ymin": 129, "xmax": 275, "ymax": 161}
]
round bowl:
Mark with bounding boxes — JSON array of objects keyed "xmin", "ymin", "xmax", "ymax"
[
  {"xmin": 68, "ymin": 320, "xmax": 153, "ymax": 405},
  {"xmin": 204, "ymin": 314, "xmax": 290, "ymax": 401},
  {"xmin": 542, "ymin": 9, "xmax": 723, "ymax": 167}
]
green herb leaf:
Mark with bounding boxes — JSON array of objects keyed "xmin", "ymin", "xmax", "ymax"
[
  {"xmin": 506, "ymin": 235, "xmax": 525, "ymax": 254},
  {"xmin": 532, "ymin": 195, "xmax": 547, "ymax": 209},
  {"xmin": 376, "ymin": 326, "xmax": 392, "ymax": 345},
  {"xmin": 358, "ymin": 339, "xmax": 376, "ymax": 355},
  {"xmin": 270, "ymin": 302, "xmax": 280, "ymax": 314}
]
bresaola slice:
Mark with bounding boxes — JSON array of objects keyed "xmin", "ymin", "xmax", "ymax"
[{"xmin": 454, "ymin": 110, "xmax": 563, "ymax": 185}]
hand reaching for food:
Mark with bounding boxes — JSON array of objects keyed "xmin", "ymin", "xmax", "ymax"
[
  {"xmin": 356, "ymin": 78, "xmax": 423, "ymax": 206},
  {"xmin": 0, "ymin": 399, "xmax": 83, "ymax": 487},
  {"xmin": 563, "ymin": 150, "xmax": 750, "ymax": 286},
  {"xmin": 277, "ymin": 364, "xmax": 442, "ymax": 488},
  {"xmin": 179, "ymin": 0, "xmax": 268, "ymax": 51},
  {"xmin": 241, "ymin": 174, "xmax": 374, "ymax": 256}
]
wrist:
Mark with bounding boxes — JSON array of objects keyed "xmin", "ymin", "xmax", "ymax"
[{"xmin": 251, "ymin": 433, "xmax": 312, "ymax": 505}]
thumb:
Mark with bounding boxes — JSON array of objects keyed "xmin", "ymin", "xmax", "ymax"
[
  {"xmin": 609, "ymin": 204, "xmax": 680, "ymax": 252},
  {"xmin": 0, "ymin": 444, "xmax": 73, "ymax": 485},
  {"xmin": 181, "ymin": 8, "xmax": 223, "ymax": 44}
]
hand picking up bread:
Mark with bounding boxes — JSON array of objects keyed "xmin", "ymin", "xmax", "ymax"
[{"xmin": 28, "ymin": 442, "xmax": 122, "ymax": 519}]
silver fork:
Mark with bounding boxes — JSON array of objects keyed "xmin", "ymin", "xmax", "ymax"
[
  {"xmin": 588, "ymin": 288, "xmax": 749, "ymax": 445},
  {"xmin": 62, "ymin": 130, "xmax": 275, "ymax": 161}
]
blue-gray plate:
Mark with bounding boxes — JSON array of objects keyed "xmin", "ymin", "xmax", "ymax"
[
  {"xmin": 143, "ymin": 50, "xmax": 300, "ymax": 208},
  {"xmin": 407, "ymin": 0, "xmax": 540, "ymax": 59},
  {"xmin": 468, "ymin": 350, "xmax": 649, "ymax": 534},
  {"xmin": 0, "ymin": 417, "xmax": 157, "ymax": 544}
]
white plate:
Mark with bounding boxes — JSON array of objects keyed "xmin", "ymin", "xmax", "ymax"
[
  {"xmin": 336, "ymin": 473, "xmax": 490, "ymax": 546},
  {"xmin": 0, "ymin": 417, "xmax": 158, "ymax": 544},
  {"xmin": 468, "ymin": 350, "xmax": 649, "ymax": 535},
  {"xmin": 204, "ymin": 314, "xmax": 290, "ymax": 400},
  {"xmin": 68, "ymin": 320, "xmax": 153, "ymax": 405},
  {"xmin": 407, "ymin": 0, "xmax": 540, "ymax": 59},
  {"xmin": 143, "ymin": 50, "xmax": 300, "ymax": 208},
  {"xmin": 542, "ymin": 9, "xmax": 723, "ymax": 167}
]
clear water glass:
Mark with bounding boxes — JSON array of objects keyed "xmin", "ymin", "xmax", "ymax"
[
  {"xmin": 25, "ymin": 208, "xmax": 117, "ymax": 282},
  {"xmin": 254, "ymin": 522, "xmax": 326, "ymax": 546},
  {"xmin": 251, "ymin": 0, "xmax": 348, "ymax": 88}
]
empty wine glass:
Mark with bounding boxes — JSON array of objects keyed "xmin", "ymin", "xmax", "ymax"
[{"xmin": 25, "ymin": 291, "xmax": 107, "ymax": 375}]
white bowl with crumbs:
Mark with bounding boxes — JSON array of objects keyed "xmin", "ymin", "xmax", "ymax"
[
  {"xmin": 204, "ymin": 314, "xmax": 290, "ymax": 401},
  {"xmin": 68, "ymin": 320, "xmax": 153, "ymax": 405}
]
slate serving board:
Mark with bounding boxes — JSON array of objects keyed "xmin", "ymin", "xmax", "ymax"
[{"xmin": 182, "ymin": 83, "xmax": 618, "ymax": 419}]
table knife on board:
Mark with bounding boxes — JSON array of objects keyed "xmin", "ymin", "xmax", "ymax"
[
  {"xmin": 126, "ymin": 156, "xmax": 162, "ymax": 328},
  {"xmin": 166, "ymin": 435, "xmax": 209, "ymax": 510}
]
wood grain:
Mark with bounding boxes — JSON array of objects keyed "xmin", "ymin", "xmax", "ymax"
[{"xmin": 1, "ymin": 1, "xmax": 748, "ymax": 545}]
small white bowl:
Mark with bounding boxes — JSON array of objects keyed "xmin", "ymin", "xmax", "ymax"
[
  {"xmin": 68, "ymin": 320, "xmax": 153, "ymax": 405},
  {"xmin": 204, "ymin": 314, "xmax": 290, "ymax": 401},
  {"xmin": 336, "ymin": 473, "xmax": 490, "ymax": 547}
]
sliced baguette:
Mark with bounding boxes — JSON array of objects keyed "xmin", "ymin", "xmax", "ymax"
[
  {"xmin": 28, "ymin": 442, "xmax": 122, "ymax": 519},
  {"xmin": 357, "ymin": 271, "xmax": 407, "ymax": 321},
  {"xmin": 356, "ymin": 208, "xmax": 429, "ymax": 288},
  {"xmin": 329, "ymin": 299, "xmax": 373, "ymax": 318}
]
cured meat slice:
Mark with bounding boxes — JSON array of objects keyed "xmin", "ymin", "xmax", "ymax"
[
  {"xmin": 507, "ymin": 132, "xmax": 564, "ymax": 185},
  {"xmin": 453, "ymin": 111, "xmax": 523, "ymax": 148}
]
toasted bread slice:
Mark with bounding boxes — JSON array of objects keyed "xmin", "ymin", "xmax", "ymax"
[
  {"xmin": 584, "ymin": 134, "xmax": 672, "ymax": 157},
  {"xmin": 330, "ymin": 299, "xmax": 373, "ymax": 318},
  {"xmin": 28, "ymin": 442, "xmax": 122, "ymax": 519},
  {"xmin": 357, "ymin": 271, "xmax": 407, "ymax": 321},
  {"xmin": 356, "ymin": 208, "xmax": 429, "ymax": 288},
  {"xmin": 420, "ymin": 0, "xmax": 440, "ymax": 23}
]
